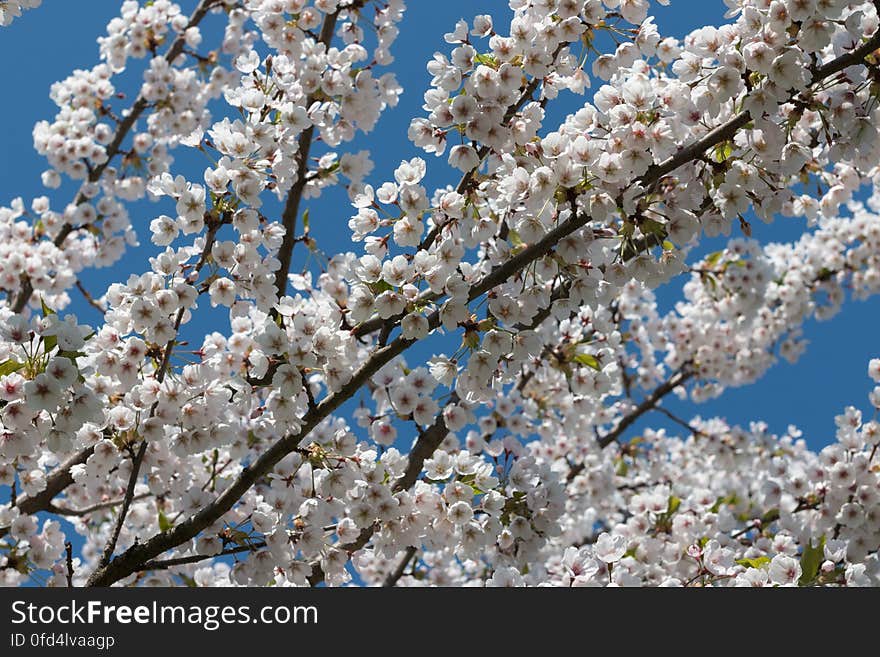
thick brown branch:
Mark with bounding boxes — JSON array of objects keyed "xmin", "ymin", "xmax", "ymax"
[
  {"xmin": 0, "ymin": 446, "xmax": 96, "ymax": 539},
  {"xmin": 394, "ymin": 402, "xmax": 453, "ymax": 493},
  {"xmin": 65, "ymin": 542, "xmax": 74, "ymax": 587}
]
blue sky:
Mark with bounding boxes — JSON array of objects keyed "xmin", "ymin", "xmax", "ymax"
[{"xmin": 1, "ymin": 0, "xmax": 877, "ymax": 455}]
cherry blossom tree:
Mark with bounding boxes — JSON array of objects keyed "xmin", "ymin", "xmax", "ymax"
[{"xmin": 1, "ymin": 0, "xmax": 879, "ymax": 588}]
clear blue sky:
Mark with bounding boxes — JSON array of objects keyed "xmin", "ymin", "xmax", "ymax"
[{"xmin": 1, "ymin": 0, "xmax": 877, "ymax": 452}]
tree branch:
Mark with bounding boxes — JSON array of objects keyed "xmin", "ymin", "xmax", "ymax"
[
  {"xmin": 382, "ymin": 545, "xmax": 417, "ymax": 587},
  {"xmin": 10, "ymin": 0, "xmax": 221, "ymax": 314},
  {"xmin": 596, "ymin": 368, "xmax": 694, "ymax": 449},
  {"xmin": 87, "ymin": 215, "xmax": 224, "ymax": 582},
  {"xmin": 75, "ymin": 279, "xmax": 106, "ymax": 315},
  {"xmin": 417, "ymin": 42, "xmax": 567, "ymax": 252},
  {"xmin": 83, "ymin": 32, "xmax": 880, "ymax": 587},
  {"xmin": 93, "ymin": 442, "xmax": 148, "ymax": 572},
  {"xmin": 48, "ymin": 493, "xmax": 153, "ymax": 518},
  {"xmin": 0, "ymin": 446, "xmax": 95, "ymax": 539},
  {"xmin": 651, "ymin": 405, "xmax": 707, "ymax": 437},
  {"xmin": 640, "ymin": 29, "xmax": 880, "ymax": 189},
  {"xmin": 273, "ymin": 1, "xmax": 369, "ymax": 299},
  {"xmin": 137, "ymin": 542, "xmax": 266, "ymax": 573},
  {"xmin": 273, "ymin": 11, "xmax": 341, "ymax": 299},
  {"xmin": 566, "ymin": 368, "xmax": 694, "ymax": 483},
  {"xmin": 352, "ymin": 45, "xmax": 574, "ymax": 342},
  {"xmin": 393, "ymin": 401, "xmax": 453, "ymax": 493},
  {"xmin": 65, "ymin": 541, "xmax": 74, "ymax": 587}
]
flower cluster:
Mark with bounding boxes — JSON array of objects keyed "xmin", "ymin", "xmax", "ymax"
[
  {"xmin": 0, "ymin": 0, "xmax": 40, "ymax": 27},
  {"xmin": 1, "ymin": 0, "xmax": 880, "ymax": 588}
]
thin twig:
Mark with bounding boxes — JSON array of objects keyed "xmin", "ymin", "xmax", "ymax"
[
  {"xmin": 94, "ymin": 443, "xmax": 148, "ymax": 571},
  {"xmin": 417, "ymin": 41, "xmax": 567, "ymax": 252},
  {"xmin": 75, "ymin": 280, "xmax": 106, "ymax": 315},
  {"xmin": 597, "ymin": 369, "xmax": 694, "ymax": 449},
  {"xmin": 48, "ymin": 492, "xmax": 153, "ymax": 517},
  {"xmin": 137, "ymin": 542, "xmax": 267, "ymax": 572},
  {"xmin": 652, "ymin": 405, "xmax": 706, "ymax": 437},
  {"xmin": 567, "ymin": 368, "xmax": 694, "ymax": 482},
  {"xmin": 88, "ymin": 215, "xmax": 224, "ymax": 582},
  {"xmin": 65, "ymin": 542, "xmax": 74, "ymax": 587},
  {"xmin": 383, "ymin": 546, "xmax": 417, "ymax": 587}
]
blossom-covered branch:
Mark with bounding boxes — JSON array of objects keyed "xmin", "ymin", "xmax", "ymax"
[{"xmin": 3, "ymin": 0, "xmax": 880, "ymax": 589}]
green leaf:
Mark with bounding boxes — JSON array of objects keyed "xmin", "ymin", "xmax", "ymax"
[
  {"xmin": 573, "ymin": 353, "xmax": 601, "ymax": 371},
  {"xmin": 42, "ymin": 334, "xmax": 57, "ymax": 352},
  {"xmin": 736, "ymin": 556, "xmax": 771, "ymax": 569},
  {"xmin": 709, "ymin": 494, "xmax": 738, "ymax": 513},
  {"xmin": 179, "ymin": 574, "xmax": 198, "ymax": 587},
  {"xmin": 158, "ymin": 510, "xmax": 172, "ymax": 532},
  {"xmin": 473, "ymin": 53, "xmax": 499, "ymax": 68},
  {"xmin": 368, "ymin": 280, "xmax": 393, "ymax": 295},
  {"xmin": 666, "ymin": 495, "xmax": 681, "ymax": 515},
  {"xmin": 302, "ymin": 208, "xmax": 310, "ymax": 233},
  {"xmin": 705, "ymin": 251, "xmax": 723, "ymax": 267},
  {"xmin": 0, "ymin": 360, "xmax": 25, "ymax": 377},
  {"xmin": 40, "ymin": 296, "xmax": 56, "ymax": 317},
  {"xmin": 760, "ymin": 508, "xmax": 780, "ymax": 524},
  {"xmin": 227, "ymin": 529, "xmax": 252, "ymax": 546},
  {"xmin": 640, "ymin": 217, "xmax": 666, "ymax": 236},
  {"xmin": 712, "ymin": 141, "xmax": 734, "ymax": 163},
  {"xmin": 799, "ymin": 535, "xmax": 825, "ymax": 586}
]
